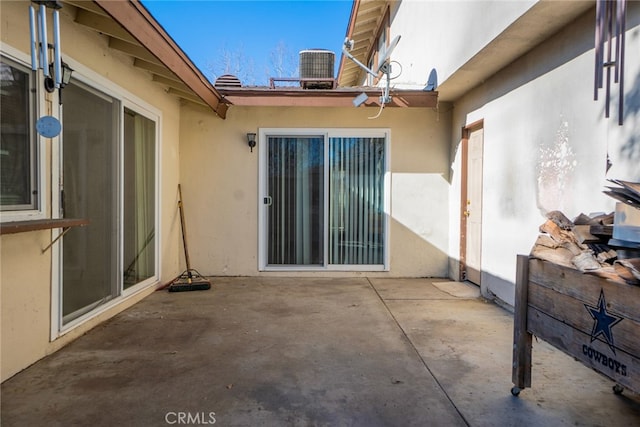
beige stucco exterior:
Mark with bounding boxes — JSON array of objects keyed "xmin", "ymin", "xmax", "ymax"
[
  {"xmin": 1, "ymin": 1, "xmax": 184, "ymax": 380},
  {"xmin": 179, "ymin": 104, "xmax": 451, "ymax": 277},
  {"xmin": 3, "ymin": 0, "xmax": 452, "ymax": 382}
]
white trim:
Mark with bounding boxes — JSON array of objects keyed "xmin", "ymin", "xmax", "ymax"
[
  {"xmin": 383, "ymin": 129, "xmax": 391, "ymax": 272},
  {"xmin": 0, "ymin": 44, "xmax": 47, "ymax": 222},
  {"xmin": 50, "ymin": 57, "xmax": 163, "ymax": 340},
  {"xmin": 120, "ymin": 100, "xmax": 162, "ymax": 296},
  {"xmin": 258, "ymin": 128, "xmax": 391, "ymax": 272},
  {"xmin": 49, "ymin": 97, "xmax": 64, "ymax": 340},
  {"xmin": 58, "ymin": 279, "xmax": 158, "ymax": 335}
]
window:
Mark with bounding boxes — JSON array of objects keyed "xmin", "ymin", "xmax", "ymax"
[
  {"xmin": 260, "ymin": 129, "xmax": 389, "ymax": 271},
  {"xmin": 0, "ymin": 57, "xmax": 37, "ymax": 211}
]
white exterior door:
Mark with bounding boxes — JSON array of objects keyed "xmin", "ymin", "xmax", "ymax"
[{"xmin": 464, "ymin": 127, "xmax": 483, "ymax": 284}]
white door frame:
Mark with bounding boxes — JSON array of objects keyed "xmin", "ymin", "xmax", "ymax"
[
  {"xmin": 257, "ymin": 128, "xmax": 391, "ymax": 272},
  {"xmin": 460, "ymin": 120, "xmax": 484, "ymax": 285}
]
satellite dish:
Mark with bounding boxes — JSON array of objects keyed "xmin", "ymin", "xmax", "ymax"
[
  {"xmin": 376, "ymin": 35, "xmax": 401, "ymax": 73},
  {"xmin": 425, "ymin": 68, "xmax": 438, "ymax": 91}
]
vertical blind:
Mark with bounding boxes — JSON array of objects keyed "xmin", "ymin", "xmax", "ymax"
[
  {"xmin": 267, "ymin": 136, "xmax": 324, "ymax": 265},
  {"xmin": 329, "ymin": 137, "xmax": 385, "ymax": 265},
  {"xmin": 266, "ymin": 134, "xmax": 385, "ymax": 267}
]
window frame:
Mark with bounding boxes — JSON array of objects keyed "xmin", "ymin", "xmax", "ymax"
[
  {"xmin": 258, "ymin": 128, "xmax": 391, "ymax": 272},
  {"xmin": 51, "ymin": 62, "xmax": 162, "ymax": 338},
  {"xmin": 0, "ymin": 49, "xmax": 46, "ymax": 221},
  {"xmin": 120, "ymin": 101, "xmax": 160, "ymax": 296}
]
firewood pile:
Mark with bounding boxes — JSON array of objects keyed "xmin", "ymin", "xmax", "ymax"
[{"xmin": 531, "ymin": 209, "xmax": 640, "ymax": 285}]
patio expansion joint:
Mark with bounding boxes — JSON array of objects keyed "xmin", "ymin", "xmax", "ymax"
[
  {"xmin": 382, "ymin": 298, "xmax": 466, "ymax": 301},
  {"xmin": 366, "ymin": 277, "xmax": 472, "ymax": 427}
]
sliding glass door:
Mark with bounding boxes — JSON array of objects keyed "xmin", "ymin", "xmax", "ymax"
[
  {"xmin": 267, "ymin": 136, "xmax": 324, "ymax": 265},
  {"xmin": 261, "ymin": 130, "xmax": 388, "ymax": 270},
  {"xmin": 60, "ymin": 81, "xmax": 158, "ymax": 327}
]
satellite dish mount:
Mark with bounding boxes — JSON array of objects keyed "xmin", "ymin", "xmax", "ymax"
[{"xmin": 342, "ymin": 35, "xmax": 401, "ymax": 106}]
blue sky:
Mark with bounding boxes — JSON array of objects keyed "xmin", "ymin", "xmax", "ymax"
[{"xmin": 142, "ymin": 0, "xmax": 353, "ymax": 86}]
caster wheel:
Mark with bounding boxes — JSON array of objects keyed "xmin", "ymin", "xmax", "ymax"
[
  {"xmin": 511, "ymin": 387, "xmax": 521, "ymax": 396},
  {"xmin": 613, "ymin": 384, "xmax": 624, "ymax": 395}
]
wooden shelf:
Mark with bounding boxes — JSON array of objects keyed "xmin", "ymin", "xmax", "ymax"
[{"xmin": 0, "ymin": 218, "xmax": 89, "ymax": 235}]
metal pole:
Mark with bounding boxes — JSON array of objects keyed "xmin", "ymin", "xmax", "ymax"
[
  {"xmin": 29, "ymin": 5, "xmax": 38, "ymax": 71},
  {"xmin": 38, "ymin": 4, "xmax": 49, "ymax": 77},
  {"xmin": 53, "ymin": 9, "xmax": 61, "ymax": 88}
]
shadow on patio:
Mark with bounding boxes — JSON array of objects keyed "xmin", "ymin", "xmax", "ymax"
[{"xmin": 2, "ymin": 277, "xmax": 639, "ymax": 426}]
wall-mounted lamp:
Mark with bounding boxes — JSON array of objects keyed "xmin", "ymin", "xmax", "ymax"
[
  {"xmin": 247, "ymin": 133, "xmax": 257, "ymax": 152},
  {"xmin": 44, "ymin": 59, "xmax": 73, "ymax": 93}
]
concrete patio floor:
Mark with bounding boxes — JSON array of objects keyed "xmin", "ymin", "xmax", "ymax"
[{"xmin": 2, "ymin": 277, "xmax": 639, "ymax": 426}]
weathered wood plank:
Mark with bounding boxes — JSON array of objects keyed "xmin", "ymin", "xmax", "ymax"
[
  {"xmin": 574, "ymin": 224, "xmax": 600, "ymax": 243},
  {"xmin": 527, "ymin": 282, "xmax": 640, "ymax": 356},
  {"xmin": 528, "ymin": 259, "xmax": 640, "ymax": 323},
  {"xmin": 512, "ymin": 255, "xmax": 532, "ymax": 389},
  {"xmin": 528, "ymin": 306, "xmax": 639, "ymax": 394},
  {"xmin": 0, "ymin": 218, "xmax": 88, "ymax": 235}
]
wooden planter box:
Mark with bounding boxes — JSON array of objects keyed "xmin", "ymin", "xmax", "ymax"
[{"xmin": 512, "ymin": 255, "xmax": 640, "ymax": 396}]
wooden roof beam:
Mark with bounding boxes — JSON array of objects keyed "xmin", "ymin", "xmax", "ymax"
[
  {"xmin": 152, "ymin": 74, "xmax": 193, "ymax": 93},
  {"xmin": 63, "ymin": 0, "xmax": 109, "ymax": 17},
  {"xmin": 133, "ymin": 58, "xmax": 181, "ymax": 81},
  {"xmin": 109, "ymin": 38, "xmax": 163, "ymax": 66},
  {"xmin": 74, "ymin": 8, "xmax": 137, "ymax": 44}
]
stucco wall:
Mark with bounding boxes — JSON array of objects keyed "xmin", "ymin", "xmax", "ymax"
[
  {"xmin": 179, "ymin": 104, "xmax": 451, "ymax": 277},
  {"xmin": 1, "ymin": 1, "xmax": 183, "ymax": 381},
  {"xmin": 448, "ymin": 4, "xmax": 640, "ymax": 305},
  {"xmin": 389, "ymin": 0, "xmax": 536, "ymax": 89}
]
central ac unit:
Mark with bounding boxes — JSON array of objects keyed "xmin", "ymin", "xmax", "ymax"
[{"xmin": 299, "ymin": 49, "xmax": 335, "ymax": 89}]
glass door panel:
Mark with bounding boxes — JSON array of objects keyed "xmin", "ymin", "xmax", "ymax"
[
  {"xmin": 329, "ymin": 137, "xmax": 385, "ymax": 265},
  {"xmin": 267, "ymin": 136, "xmax": 324, "ymax": 265},
  {"xmin": 62, "ymin": 82, "xmax": 118, "ymax": 324},
  {"xmin": 123, "ymin": 109, "xmax": 156, "ymax": 288}
]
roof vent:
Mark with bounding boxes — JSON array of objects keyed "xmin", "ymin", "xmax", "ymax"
[
  {"xmin": 299, "ymin": 49, "xmax": 335, "ymax": 89},
  {"xmin": 214, "ymin": 74, "xmax": 242, "ymax": 87}
]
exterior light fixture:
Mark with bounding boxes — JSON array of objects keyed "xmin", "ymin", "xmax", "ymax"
[
  {"xmin": 45, "ymin": 59, "xmax": 73, "ymax": 92},
  {"xmin": 44, "ymin": 59, "xmax": 73, "ymax": 104},
  {"xmin": 247, "ymin": 133, "xmax": 256, "ymax": 152},
  {"xmin": 60, "ymin": 60, "xmax": 73, "ymax": 87}
]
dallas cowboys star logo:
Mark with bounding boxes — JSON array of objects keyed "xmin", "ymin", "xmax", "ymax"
[{"xmin": 584, "ymin": 289, "xmax": 623, "ymax": 355}]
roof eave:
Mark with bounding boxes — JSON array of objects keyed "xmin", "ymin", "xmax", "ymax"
[
  {"xmin": 217, "ymin": 87, "xmax": 438, "ymax": 108},
  {"xmin": 93, "ymin": 0, "xmax": 227, "ymax": 119}
]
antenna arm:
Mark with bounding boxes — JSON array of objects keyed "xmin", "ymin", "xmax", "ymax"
[{"xmin": 342, "ymin": 45, "xmax": 378, "ymax": 78}]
